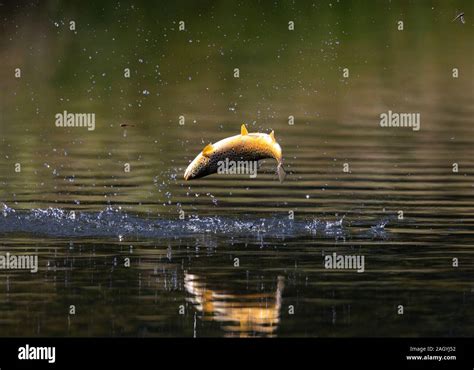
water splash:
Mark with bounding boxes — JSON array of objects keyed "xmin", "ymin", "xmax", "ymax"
[
  {"xmin": 305, "ymin": 216, "xmax": 346, "ymax": 238},
  {"xmin": 368, "ymin": 219, "xmax": 390, "ymax": 239},
  {"xmin": 0, "ymin": 204, "xmax": 390, "ymax": 240}
]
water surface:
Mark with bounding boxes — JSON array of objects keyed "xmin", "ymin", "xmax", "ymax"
[{"xmin": 0, "ymin": 1, "xmax": 473, "ymax": 337}]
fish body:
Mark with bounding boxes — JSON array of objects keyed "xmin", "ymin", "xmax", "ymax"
[{"xmin": 184, "ymin": 124, "xmax": 286, "ymax": 182}]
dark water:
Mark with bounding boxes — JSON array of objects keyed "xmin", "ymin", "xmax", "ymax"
[{"xmin": 0, "ymin": 1, "xmax": 473, "ymax": 337}]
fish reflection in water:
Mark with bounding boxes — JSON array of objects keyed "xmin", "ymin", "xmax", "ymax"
[{"xmin": 185, "ymin": 273, "xmax": 284, "ymax": 337}]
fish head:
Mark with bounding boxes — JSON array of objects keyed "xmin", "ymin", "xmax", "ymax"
[{"xmin": 184, "ymin": 152, "xmax": 212, "ymax": 180}]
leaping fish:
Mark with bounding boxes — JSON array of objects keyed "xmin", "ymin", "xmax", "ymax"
[{"xmin": 184, "ymin": 124, "xmax": 286, "ymax": 182}]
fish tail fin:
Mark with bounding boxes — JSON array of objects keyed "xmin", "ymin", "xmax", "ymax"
[{"xmin": 277, "ymin": 162, "xmax": 286, "ymax": 183}]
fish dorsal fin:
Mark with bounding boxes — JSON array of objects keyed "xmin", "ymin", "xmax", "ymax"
[
  {"xmin": 269, "ymin": 130, "xmax": 276, "ymax": 143},
  {"xmin": 241, "ymin": 124, "xmax": 248, "ymax": 136},
  {"xmin": 202, "ymin": 143, "xmax": 214, "ymax": 157}
]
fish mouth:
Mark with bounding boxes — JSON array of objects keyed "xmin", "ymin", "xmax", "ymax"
[{"xmin": 183, "ymin": 165, "xmax": 193, "ymax": 180}]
